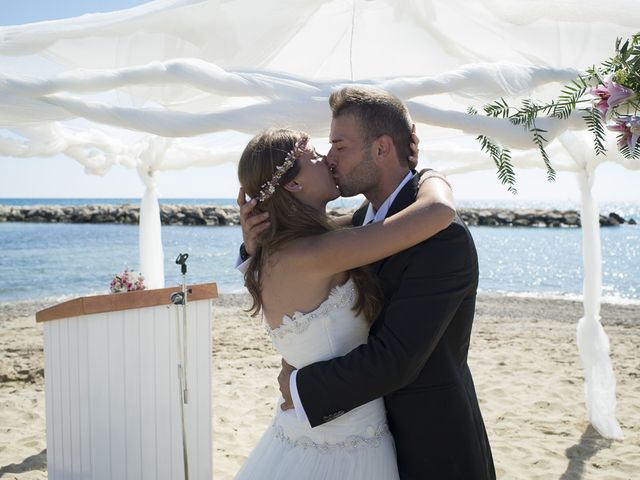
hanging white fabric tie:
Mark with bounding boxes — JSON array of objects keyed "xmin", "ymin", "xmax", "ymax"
[{"xmin": 576, "ymin": 164, "xmax": 623, "ymax": 440}]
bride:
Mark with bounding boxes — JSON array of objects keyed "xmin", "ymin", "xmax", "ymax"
[{"xmin": 235, "ymin": 127, "xmax": 454, "ymax": 479}]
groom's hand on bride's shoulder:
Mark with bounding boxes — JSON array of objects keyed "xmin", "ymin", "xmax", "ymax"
[
  {"xmin": 237, "ymin": 187, "xmax": 270, "ymax": 256},
  {"xmin": 278, "ymin": 358, "xmax": 295, "ymax": 411}
]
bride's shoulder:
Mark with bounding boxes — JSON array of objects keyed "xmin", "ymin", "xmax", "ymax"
[
  {"xmin": 269, "ymin": 236, "xmax": 327, "ymax": 272},
  {"xmin": 418, "ymin": 168, "xmax": 452, "ymax": 189}
]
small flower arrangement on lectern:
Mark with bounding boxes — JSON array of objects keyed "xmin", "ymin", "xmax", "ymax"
[{"xmin": 110, "ymin": 268, "xmax": 146, "ymax": 293}]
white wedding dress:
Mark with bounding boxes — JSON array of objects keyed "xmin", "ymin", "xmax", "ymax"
[{"xmin": 235, "ymin": 279, "xmax": 400, "ymax": 479}]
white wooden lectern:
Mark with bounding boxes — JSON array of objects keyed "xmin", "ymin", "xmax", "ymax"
[{"xmin": 36, "ymin": 283, "xmax": 217, "ymax": 480}]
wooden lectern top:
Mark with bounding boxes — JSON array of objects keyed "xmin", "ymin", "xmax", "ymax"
[{"xmin": 36, "ymin": 282, "xmax": 218, "ymax": 323}]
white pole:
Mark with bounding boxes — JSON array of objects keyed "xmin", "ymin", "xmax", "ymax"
[{"xmin": 138, "ymin": 168, "xmax": 165, "ymax": 289}]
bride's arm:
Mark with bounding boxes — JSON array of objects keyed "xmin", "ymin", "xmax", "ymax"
[
  {"xmin": 288, "ymin": 173, "xmax": 455, "ymax": 276},
  {"xmin": 329, "ymin": 214, "xmax": 354, "ymax": 228}
]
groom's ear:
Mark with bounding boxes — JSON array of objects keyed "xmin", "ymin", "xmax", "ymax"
[
  {"xmin": 283, "ymin": 181, "xmax": 303, "ymax": 193},
  {"xmin": 374, "ymin": 135, "xmax": 393, "ymax": 159}
]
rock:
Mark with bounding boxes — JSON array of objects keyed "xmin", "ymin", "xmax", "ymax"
[
  {"xmin": 496, "ymin": 211, "xmax": 515, "ymax": 224},
  {"xmin": 480, "ymin": 217, "xmax": 500, "ymax": 226},
  {"xmin": 609, "ymin": 212, "xmax": 625, "ymax": 225},
  {"xmin": 564, "ymin": 213, "xmax": 580, "ymax": 226},
  {"xmin": 512, "ymin": 218, "xmax": 531, "ymax": 227}
]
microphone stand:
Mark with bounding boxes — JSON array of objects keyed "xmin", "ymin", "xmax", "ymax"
[{"xmin": 170, "ymin": 253, "xmax": 191, "ymax": 480}]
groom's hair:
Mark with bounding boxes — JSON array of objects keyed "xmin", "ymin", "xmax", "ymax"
[{"xmin": 329, "ymin": 85, "xmax": 413, "ymax": 166}]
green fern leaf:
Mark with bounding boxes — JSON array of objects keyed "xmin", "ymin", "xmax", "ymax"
[{"xmin": 581, "ymin": 107, "xmax": 607, "ymax": 157}]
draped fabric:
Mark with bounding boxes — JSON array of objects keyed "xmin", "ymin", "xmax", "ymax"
[{"xmin": 1, "ymin": 0, "xmax": 637, "ymax": 439}]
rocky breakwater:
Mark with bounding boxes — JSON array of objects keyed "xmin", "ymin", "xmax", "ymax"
[
  {"xmin": 0, "ymin": 204, "xmax": 636, "ymax": 227},
  {"xmin": 0, "ymin": 204, "xmax": 240, "ymax": 226},
  {"xmin": 457, "ymin": 208, "xmax": 636, "ymax": 227}
]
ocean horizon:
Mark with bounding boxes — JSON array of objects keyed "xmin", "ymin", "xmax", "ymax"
[{"xmin": 1, "ymin": 198, "xmax": 638, "ymax": 305}]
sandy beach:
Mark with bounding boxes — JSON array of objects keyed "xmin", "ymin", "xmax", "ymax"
[{"xmin": 1, "ymin": 293, "xmax": 639, "ymax": 479}]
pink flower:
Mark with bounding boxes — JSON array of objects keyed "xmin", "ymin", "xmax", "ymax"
[
  {"xmin": 608, "ymin": 81, "xmax": 635, "ymax": 108},
  {"xmin": 629, "ymin": 116, "xmax": 640, "ymax": 151},
  {"xmin": 591, "ymin": 84, "xmax": 611, "ymax": 118},
  {"xmin": 591, "ymin": 79, "xmax": 636, "ymax": 119},
  {"xmin": 607, "ymin": 115, "xmax": 640, "ymax": 151}
]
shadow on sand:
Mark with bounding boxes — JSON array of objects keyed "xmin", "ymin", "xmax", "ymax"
[
  {"xmin": 560, "ymin": 425, "xmax": 614, "ymax": 480},
  {"xmin": 0, "ymin": 449, "xmax": 47, "ymax": 475}
]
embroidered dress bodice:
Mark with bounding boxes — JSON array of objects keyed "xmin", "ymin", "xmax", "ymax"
[
  {"xmin": 267, "ymin": 279, "xmax": 390, "ymax": 449},
  {"xmin": 268, "ymin": 279, "xmax": 369, "ymax": 368}
]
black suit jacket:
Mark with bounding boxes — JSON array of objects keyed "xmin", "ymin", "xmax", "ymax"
[{"xmin": 296, "ymin": 171, "xmax": 496, "ymax": 479}]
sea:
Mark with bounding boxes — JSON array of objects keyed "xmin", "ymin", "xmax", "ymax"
[{"xmin": 1, "ymin": 198, "xmax": 639, "ymax": 305}]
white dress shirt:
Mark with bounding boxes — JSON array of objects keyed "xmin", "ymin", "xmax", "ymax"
[
  {"xmin": 236, "ymin": 256, "xmax": 250, "ymax": 272},
  {"xmin": 290, "ymin": 171, "xmax": 415, "ymax": 424}
]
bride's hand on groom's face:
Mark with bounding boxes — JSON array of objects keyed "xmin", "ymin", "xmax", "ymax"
[
  {"xmin": 278, "ymin": 358, "xmax": 295, "ymax": 411},
  {"xmin": 237, "ymin": 187, "xmax": 270, "ymax": 256}
]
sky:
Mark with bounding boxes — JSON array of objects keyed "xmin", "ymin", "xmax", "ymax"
[{"xmin": 0, "ymin": 0, "xmax": 639, "ymax": 203}]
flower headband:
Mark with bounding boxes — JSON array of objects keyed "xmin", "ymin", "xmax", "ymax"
[{"xmin": 256, "ymin": 135, "xmax": 309, "ymax": 202}]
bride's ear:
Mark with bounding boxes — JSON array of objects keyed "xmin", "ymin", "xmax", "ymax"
[{"xmin": 283, "ymin": 181, "xmax": 302, "ymax": 193}]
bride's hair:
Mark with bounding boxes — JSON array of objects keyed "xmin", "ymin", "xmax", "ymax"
[{"xmin": 238, "ymin": 128, "xmax": 383, "ymax": 324}]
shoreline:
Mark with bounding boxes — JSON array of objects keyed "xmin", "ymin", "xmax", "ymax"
[{"xmin": 3, "ymin": 290, "xmax": 639, "ymax": 325}]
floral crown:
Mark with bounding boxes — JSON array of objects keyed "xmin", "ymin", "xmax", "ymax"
[{"xmin": 256, "ymin": 135, "xmax": 309, "ymax": 202}]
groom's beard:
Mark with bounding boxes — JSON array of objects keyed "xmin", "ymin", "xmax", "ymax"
[{"xmin": 334, "ymin": 152, "xmax": 379, "ymax": 198}]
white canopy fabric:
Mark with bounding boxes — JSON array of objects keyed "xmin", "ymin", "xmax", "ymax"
[{"xmin": 1, "ymin": 0, "xmax": 638, "ymax": 440}]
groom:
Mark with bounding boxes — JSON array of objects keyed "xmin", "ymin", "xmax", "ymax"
[{"xmin": 241, "ymin": 85, "xmax": 495, "ymax": 479}]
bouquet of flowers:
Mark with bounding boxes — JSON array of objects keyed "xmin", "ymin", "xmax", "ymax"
[
  {"xmin": 110, "ymin": 268, "xmax": 146, "ymax": 293},
  {"xmin": 471, "ymin": 32, "xmax": 640, "ymax": 193},
  {"xmin": 579, "ymin": 34, "xmax": 639, "ymax": 157}
]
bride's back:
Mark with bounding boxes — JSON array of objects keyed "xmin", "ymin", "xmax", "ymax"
[{"xmin": 259, "ymin": 243, "xmax": 349, "ymax": 331}]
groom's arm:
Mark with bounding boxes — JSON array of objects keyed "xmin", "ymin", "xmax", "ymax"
[{"xmin": 295, "ymin": 220, "xmax": 476, "ymax": 427}]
